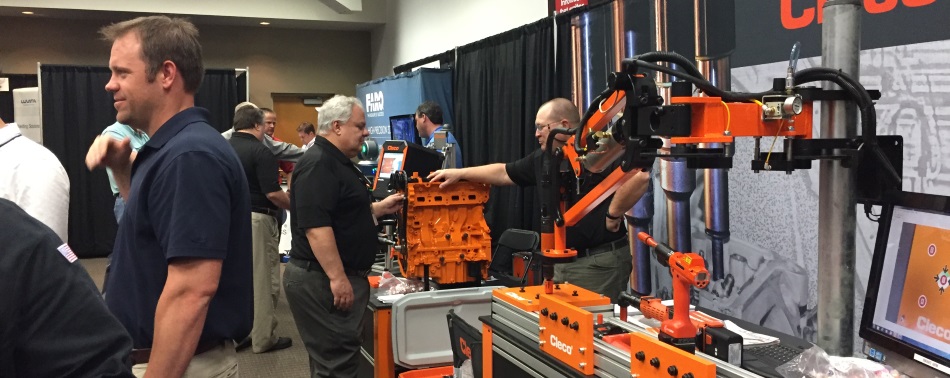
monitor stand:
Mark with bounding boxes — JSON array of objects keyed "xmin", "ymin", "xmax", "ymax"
[{"xmin": 863, "ymin": 340, "xmax": 949, "ymax": 378}]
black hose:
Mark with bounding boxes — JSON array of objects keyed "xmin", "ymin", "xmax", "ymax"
[
  {"xmin": 576, "ymin": 87, "xmax": 620, "ymax": 154},
  {"xmin": 631, "ymin": 60, "xmax": 777, "ymax": 101},
  {"xmin": 793, "ymin": 70, "xmax": 875, "ymax": 143},
  {"xmin": 793, "ymin": 69, "xmax": 900, "ymax": 184},
  {"xmin": 596, "ymin": 54, "xmax": 900, "ymax": 184},
  {"xmin": 630, "ymin": 51, "xmax": 705, "ymax": 79}
]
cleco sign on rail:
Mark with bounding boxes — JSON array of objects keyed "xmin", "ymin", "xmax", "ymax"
[{"xmin": 549, "ymin": 334, "xmax": 573, "ymax": 355}]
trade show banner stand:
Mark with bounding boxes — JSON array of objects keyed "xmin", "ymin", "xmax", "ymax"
[
  {"xmin": 12, "ymin": 87, "xmax": 41, "ymax": 143},
  {"xmin": 356, "ymin": 68, "xmax": 454, "ymax": 147}
]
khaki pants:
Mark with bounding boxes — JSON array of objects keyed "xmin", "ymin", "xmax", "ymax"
[
  {"xmin": 132, "ymin": 341, "xmax": 238, "ymax": 378},
  {"xmin": 554, "ymin": 244, "xmax": 632, "ymax": 302},
  {"xmin": 250, "ymin": 212, "xmax": 281, "ymax": 352}
]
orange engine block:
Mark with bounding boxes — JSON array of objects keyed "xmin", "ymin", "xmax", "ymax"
[{"xmin": 395, "ymin": 180, "xmax": 492, "ymax": 285}]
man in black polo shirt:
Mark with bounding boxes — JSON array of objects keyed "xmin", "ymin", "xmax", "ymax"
[
  {"xmin": 0, "ymin": 198, "xmax": 133, "ymax": 378},
  {"xmin": 85, "ymin": 16, "xmax": 252, "ymax": 377},
  {"xmin": 285, "ymin": 95, "xmax": 404, "ymax": 378},
  {"xmin": 429, "ymin": 98, "xmax": 651, "ymax": 302},
  {"xmin": 227, "ymin": 106, "xmax": 293, "ymax": 354}
]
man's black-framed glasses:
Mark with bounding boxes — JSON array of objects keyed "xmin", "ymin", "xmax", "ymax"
[{"xmin": 534, "ymin": 120, "xmax": 561, "ymax": 131}]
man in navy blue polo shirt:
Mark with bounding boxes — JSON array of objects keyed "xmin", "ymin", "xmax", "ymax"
[{"xmin": 85, "ymin": 16, "xmax": 252, "ymax": 378}]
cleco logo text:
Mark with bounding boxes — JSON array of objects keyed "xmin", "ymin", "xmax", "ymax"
[
  {"xmin": 365, "ymin": 91, "xmax": 384, "ymax": 113},
  {"xmin": 781, "ymin": 0, "xmax": 935, "ymax": 30},
  {"xmin": 917, "ymin": 316, "xmax": 950, "ymax": 341},
  {"xmin": 550, "ymin": 335, "xmax": 573, "ymax": 355}
]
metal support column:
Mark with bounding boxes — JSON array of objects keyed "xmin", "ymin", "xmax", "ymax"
[
  {"xmin": 656, "ymin": 0, "xmax": 695, "ymax": 253},
  {"xmin": 818, "ymin": 0, "xmax": 861, "ymax": 356},
  {"xmin": 695, "ymin": 0, "xmax": 735, "ymax": 280}
]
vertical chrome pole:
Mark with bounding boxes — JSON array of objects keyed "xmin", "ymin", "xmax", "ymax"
[
  {"xmin": 656, "ymin": 0, "xmax": 695, "ymax": 253},
  {"xmin": 818, "ymin": 0, "xmax": 861, "ymax": 356},
  {"xmin": 695, "ymin": 0, "xmax": 735, "ymax": 280}
]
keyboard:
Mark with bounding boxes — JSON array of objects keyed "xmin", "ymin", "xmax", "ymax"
[
  {"xmin": 746, "ymin": 344, "xmax": 803, "ymax": 364},
  {"xmin": 743, "ymin": 343, "xmax": 806, "ymax": 378}
]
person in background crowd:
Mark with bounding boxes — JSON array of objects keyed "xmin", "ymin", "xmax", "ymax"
[
  {"xmin": 0, "ymin": 115, "xmax": 70, "ymax": 242},
  {"xmin": 99, "ymin": 121, "xmax": 150, "ymax": 296},
  {"xmin": 227, "ymin": 106, "xmax": 293, "ymax": 354},
  {"xmin": 101, "ymin": 121, "xmax": 149, "ymax": 222},
  {"xmin": 222, "ymin": 103, "xmax": 304, "ymax": 162},
  {"xmin": 260, "ymin": 108, "xmax": 296, "ymax": 177},
  {"xmin": 297, "ymin": 122, "xmax": 316, "ymax": 151},
  {"xmin": 415, "ymin": 100, "xmax": 463, "ymax": 168}
]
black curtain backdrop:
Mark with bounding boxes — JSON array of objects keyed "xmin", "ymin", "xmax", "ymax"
[
  {"xmin": 41, "ymin": 65, "xmax": 117, "ymax": 258},
  {"xmin": 454, "ymin": 18, "xmax": 564, "ymax": 242},
  {"xmin": 40, "ymin": 65, "xmax": 241, "ymax": 257},
  {"xmin": 196, "ymin": 69, "xmax": 240, "ymax": 132}
]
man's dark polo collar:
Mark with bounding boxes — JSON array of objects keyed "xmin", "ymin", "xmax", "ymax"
[
  {"xmin": 312, "ymin": 135, "xmax": 353, "ymax": 166},
  {"xmin": 144, "ymin": 107, "xmax": 213, "ymax": 149}
]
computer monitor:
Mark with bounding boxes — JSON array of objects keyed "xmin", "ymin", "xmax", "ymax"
[
  {"xmin": 389, "ymin": 114, "xmax": 421, "ymax": 145},
  {"xmin": 377, "ymin": 151, "xmax": 405, "ymax": 179},
  {"xmin": 860, "ymin": 191, "xmax": 950, "ymax": 377}
]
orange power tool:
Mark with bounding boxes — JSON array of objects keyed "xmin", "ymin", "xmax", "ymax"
[{"xmin": 637, "ymin": 232, "xmax": 710, "ymax": 353}]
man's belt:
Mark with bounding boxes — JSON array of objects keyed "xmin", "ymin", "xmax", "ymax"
[
  {"xmin": 252, "ymin": 207, "xmax": 282, "ymax": 218},
  {"xmin": 130, "ymin": 339, "xmax": 224, "ymax": 365},
  {"xmin": 288, "ymin": 257, "xmax": 371, "ymax": 278},
  {"xmin": 580, "ymin": 237, "xmax": 629, "ymax": 258}
]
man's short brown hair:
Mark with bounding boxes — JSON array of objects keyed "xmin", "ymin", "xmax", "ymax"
[
  {"xmin": 296, "ymin": 122, "xmax": 315, "ymax": 134},
  {"xmin": 100, "ymin": 16, "xmax": 204, "ymax": 93}
]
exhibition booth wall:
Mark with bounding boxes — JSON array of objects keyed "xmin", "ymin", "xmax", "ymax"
[
  {"xmin": 384, "ymin": 0, "xmax": 950, "ymax": 349},
  {"xmin": 356, "ymin": 68, "xmax": 454, "ymax": 147}
]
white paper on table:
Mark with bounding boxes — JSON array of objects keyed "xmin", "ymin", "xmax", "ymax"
[{"xmin": 724, "ymin": 320, "xmax": 780, "ymax": 346}]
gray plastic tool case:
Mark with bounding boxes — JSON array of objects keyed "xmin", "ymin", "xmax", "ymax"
[{"xmin": 390, "ymin": 286, "xmax": 500, "ymax": 368}]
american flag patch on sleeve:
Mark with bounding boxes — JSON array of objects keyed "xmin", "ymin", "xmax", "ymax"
[{"xmin": 57, "ymin": 243, "xmax": 78, "ymax": 263}]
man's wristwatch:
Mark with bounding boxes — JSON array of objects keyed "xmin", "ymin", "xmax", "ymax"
[{"xmin": 606, "ymin": 212, "xmax": 622, "ymax": 220}]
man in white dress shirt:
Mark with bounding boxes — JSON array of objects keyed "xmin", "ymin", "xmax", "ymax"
[
  {"xmin": 297, "ymin": 122, "xmax": 316, "ymax": 151},
  {"xmin": 0, "ymin": 116, "xmax": 70, "ymax": 242}
]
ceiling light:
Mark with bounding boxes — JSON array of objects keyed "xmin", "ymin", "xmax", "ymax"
[
  {"xmin": 259, "ymin": 21, "xmax": 270, "ymax": 25},
  {"xmin": 22, "ymin": 11, "xmax": 34, "ymax": 15}
]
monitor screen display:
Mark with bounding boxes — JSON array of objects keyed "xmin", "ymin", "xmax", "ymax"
[
  {"xmin": 863, "ymin": 195, "xmax": 950, "ymax": 374},
  {"xmin": 377, "ymin": 152, "xmax": 404, "ymax": 179},
  {"xmin": 390, "ymin": 114, "xmax": 419, "ymax": 145}
]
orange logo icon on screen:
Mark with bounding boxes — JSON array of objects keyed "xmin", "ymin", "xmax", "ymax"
[
  {"xmin": 929, "ymin": 244, "xmax": 938, "ymax": 257},
  {"xmin": 936, "ymin": 265, "xmax": 949, "ymax": 294},
  {"xmin": 918, "ymin": 295, "xmax": 927, "ymax": 308}
]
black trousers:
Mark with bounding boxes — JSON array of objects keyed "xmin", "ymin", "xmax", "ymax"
[{"xmin": 283, "ymin": 261, "xmax": 369, "ymax": 378}]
